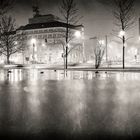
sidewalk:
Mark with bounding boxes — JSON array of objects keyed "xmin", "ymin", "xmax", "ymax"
[
  {"xmin": 2, "ymin": 63, "xmax": 140, "ymax": 72},
  {"xmin": 31, "ymin": 64, "xmax": 140, "ymax": 73}
]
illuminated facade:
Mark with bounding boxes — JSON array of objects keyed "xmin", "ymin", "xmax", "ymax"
[{"xmin": 14, "ymin": 13, "xmax": 84, "ymax": 65}]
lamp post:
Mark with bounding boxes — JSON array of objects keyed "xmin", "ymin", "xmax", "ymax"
[
  {"xmin": 31, "ymin": 38, "xmax": 36, "ymax": 64},
  {"xmin": 119, "ymin": 30, "xmax": 126, "ymax": 69}
]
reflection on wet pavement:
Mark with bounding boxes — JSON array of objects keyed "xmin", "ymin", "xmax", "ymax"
[
  {"xmin": 0, "ymin": 69, "xmax": 140, "ymax": 139},
  {"xmin": 0, "ymin": 69, "xmax": 140, "ymax": 82}
]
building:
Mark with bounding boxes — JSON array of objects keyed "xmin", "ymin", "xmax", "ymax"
[{"xmin": 13, "ymin": 9, "xmax": 84, "ymax": 65}]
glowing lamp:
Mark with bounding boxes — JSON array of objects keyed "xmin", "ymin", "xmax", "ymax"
[
  {"xmin": 31, "ymin": 38, "xmax": 36, "ymax": 44},
  {"xmin": 14, "ymin": 41, "xmax": 18, "ymax": 45},
  {"xmin": 99, "ymin": 40, "xmax": 105, "ymax": 45},
  {"xmin": 75, "ymin": 31, "xmax": 81, "ymax": 38},
  {"xmin": 119, "ymin": 30, "xmax": 125, "ymax": 37}
]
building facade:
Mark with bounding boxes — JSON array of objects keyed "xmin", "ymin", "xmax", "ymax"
[{"xmin": 13, "ymin": 13, "xmax": 84, "ymax": 65}]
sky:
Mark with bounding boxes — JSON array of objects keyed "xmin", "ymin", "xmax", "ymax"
[
  {"xmin": 11, "ymin": 0, "xmax": 114, "ymax": 37},
  {"xmin": 11, "ymin": 0, "xmax": 140, "ymax": 37},
  {"xmin": 10, "ymin": 0, "xmax": 140, "ymax": 56}
]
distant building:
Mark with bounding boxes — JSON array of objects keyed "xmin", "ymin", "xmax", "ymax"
[{"xmin": 10, "ymin": 9, "xmax": 84, "ymax": 65}]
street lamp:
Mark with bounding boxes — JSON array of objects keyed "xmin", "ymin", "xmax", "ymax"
[
  {"xmin": 75, "ymin": 31, "xmax": 81, "ymax": 38},
  {"xmin": 119, "ymin": 30, "xmax": 125, "ymax": 37},
  {"xmin": 31, "ymin": 38, "xmax": 36, "ymax": 44},
  {"xmin": 31, "ymin": 38, "xmax": 36, "ymax": 64},
  {"xmin": 42, "ymin": 43, "xmax": 45, "ymax": 47},
  {"xmin": 99, "ymin": 40, "xmax": 105, "ymax": 46}
]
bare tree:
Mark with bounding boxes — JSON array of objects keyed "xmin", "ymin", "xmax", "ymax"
[
  {"xmin": 0, "ymin": 0, "xmax": 15, "ymax": 16},
  {"xmin": 94, "ymin": 39, "xmax": 105, "ymax": 69},
  {"xmin": 55, "ymin": 40, "xmax": 66, "ymax": 69},
  {"xmin": 98, "ymin": 0, "xmax": 136, "ymax": 69},
  {"xmin": 0, "ymin": 15, "xmax": 25, "ymax": 64},
  {"xmin": 114, "ymin": 0, "xmax": 135, "ymax": 69},
  {"xmin": 59, "ymin": 0, "xmax": 82, "ymax": 69}
]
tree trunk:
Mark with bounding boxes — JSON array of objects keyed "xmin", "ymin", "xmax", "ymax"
[
  {"xmin": 95, "ymin": 63, "xmax": 99, "ymax": 69},
  {"xmin": 123, "ymin": 36, "xmax": 125, "ymax": 69},
  {"xmin": 95, "ymin": 55, "xmax": 99, "ymax": 69},
  {"xmin": 7, "ymin": 55, "xmax": 10, "ymax": 64},
  {"xmin": 65, "ymin": 14, "xmax": 69, "ymax": 70},
  {"xmin": 65, "ymin": 46, "xmax": 68, "ymax": 69},
  {"xmin": 63, "ymin": 57, "xmax": 66, "ymax": 69},
  {"xmin": 95, "ymin": 63, "xmax": 99, "ymax": 73}
]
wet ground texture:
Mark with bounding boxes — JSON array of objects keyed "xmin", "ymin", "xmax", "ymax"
[{"xmin": 0, "ymin": 69, "xmax": 140, "ymax": 139}]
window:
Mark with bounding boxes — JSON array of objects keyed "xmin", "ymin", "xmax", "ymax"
[
  {"xmin": 28, "ymin": 36, "xmax": 32, "ymax": 39},
  {"xmin": 48, "ymin": 34, "xmax": 53, "ymax": 38},
  {"xmin": 49, "ymin": 29, "xmax": 54, "ymax": 32},
  {"xmin": 38, "ymin": 35, "xmax": 42, "ymax": 39},
  {"xmin": 39, "ymin": 30, "xmax": 43, "ymax": 33},
  {"xmin": 57, "ymin": 34, "xmax": 64, "ymax": 38},
  {"xmin": 29, "ymin": 31, "xmax": 33, "ymax": 34},
  {"xmin": 43, "ymin": 34, "xmax": 47, "ymax": 39},
  {"xmin": 34, "ymin": 30, "xmax": 39, "ymax": 34},
  {"xmin": 44, "ymin": 29, "xmax": 49, "ymax": 33},
  {"xmin": 53, "ymin": 34, "xmax": 56, "ymax": 38}
]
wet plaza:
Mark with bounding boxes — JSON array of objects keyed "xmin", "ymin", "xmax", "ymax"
[{"xmin": 0, "ymin": 69, "xmax": 140, "ymax": 139}]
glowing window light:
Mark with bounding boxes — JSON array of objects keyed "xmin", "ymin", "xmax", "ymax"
[
  {"xmin": 14, "ymin": 41, "xmax": 18, "ymax": 45},
  {"xmin": 34, "ymin": 46, "xmax": 37, "ymax": 52},
  {"xmin": 42, "ymin": 43, "xmax": 45, "ymax": 47},
  {"xmin": 34, "ymin": 54, "xmax": 37, "ymax": 60},
  {"xmin": 75, "ymin": 31, "xmax": 81, "ymax": 38},
  {"xmin": 31, "ymin": 38, "xmax": 36, "ymax": 44}
]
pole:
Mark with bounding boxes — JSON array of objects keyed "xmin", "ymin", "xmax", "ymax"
[
  {"xmin": 23, "ymin": 51, "xmax": 24, "ymax": 64},
  {"xmin": 105, "ymin": 35, "xmax": 108, "ymax": 64},
  {"xmin": 33, "ymin": 43, "xmax": 35, "ymax": 64},
  {"xmin": 123, "ymin": 36, "xmax": 125, "ymax": 69}
]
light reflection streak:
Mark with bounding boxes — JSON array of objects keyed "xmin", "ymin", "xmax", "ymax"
[
  {"xmin": 6, "ymin": 69, "xmax": 23, "ymax": 82},
  {"xmin": 0, "ymin": 69, "xmax": 98, "ymax": 81},
  {"xmin": 116, "ymin": 72, "xmax": 140, "ymax": 81},
  {"xmin": 112, "ymin": 90, "xmax": 133, "ymax": 133},
  {"xmin": 0, "ymin": 69, "xmax": 140, "ymax": 82},
  {"xmin": 28, "ymin": 89, "xmax": 41, "ymax": 116},
  {"xmin": 9, "ymin": 84, "xmax": 22, "ymax": 122},
  {"xmin": 63, "ymin": 81, "xmax": 87, "ymax": 131},
  {"xmin": 0, "ymin": 70, "xmax": 140, "ymax": 135},
  {"xmin": 29, "ymin": 69, "xmax": 38, "ymax": 82},
  {"xmin": 25, "ymin": 82, "xmax": 44, "ymax": 131},
  {"xmin": 111, "ymin": 79, "xmax": 140, "ymax": 133}
]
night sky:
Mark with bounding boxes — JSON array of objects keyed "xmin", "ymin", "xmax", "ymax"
[
  {"xmin": 10, "ymin": 0, "xmax": 140, "ymax": 51},
  {"xmin": 12, "ymin": 0, "xmax": 114, "ymax": 36}
]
